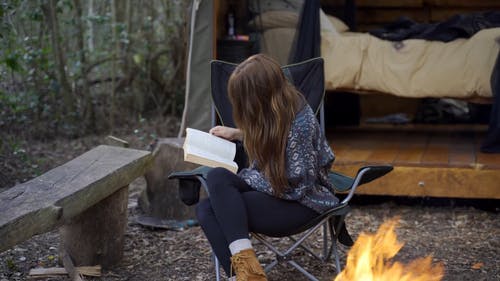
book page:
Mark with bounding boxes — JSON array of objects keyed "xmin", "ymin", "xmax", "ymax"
[
  {"xmin": 183, "ymin": 128, "xmax": 237, "ymax": 172},
  {"xmin": 184, "ymin": 128, "xmax": 236, "ymax": 160}
]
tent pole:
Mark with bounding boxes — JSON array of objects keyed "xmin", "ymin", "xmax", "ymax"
[{"xmin": 178, "ymin": 0, "xmax": 202, "ymax": 138}]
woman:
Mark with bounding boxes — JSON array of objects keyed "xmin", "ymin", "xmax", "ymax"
[{"xmin": 196, "ymin": 54, "xmax": 339, "ymax": 281}]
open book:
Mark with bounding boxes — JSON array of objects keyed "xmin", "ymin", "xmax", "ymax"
[{"xmin": 183, "ymin": 128, "xmax": 238, "ymax": 173}]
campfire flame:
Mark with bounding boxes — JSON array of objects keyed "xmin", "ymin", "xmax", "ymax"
[{"xmin": 334, "ymin": 218, "xmax": 444, "ymax": 281}]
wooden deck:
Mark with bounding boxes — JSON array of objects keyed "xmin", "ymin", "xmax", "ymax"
[{"xmin": 327, "ymin": 126, "xmax": 500, "ymax": 199}]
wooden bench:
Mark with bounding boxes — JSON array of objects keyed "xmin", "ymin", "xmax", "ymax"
[{"xmin": 0, "ymin": 145, "xmax": 152, "ymax": 270}]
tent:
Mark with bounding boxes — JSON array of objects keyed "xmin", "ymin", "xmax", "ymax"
[{"xmin": 175, "ymin": 0, "xmax": 500, "ymax": 199}]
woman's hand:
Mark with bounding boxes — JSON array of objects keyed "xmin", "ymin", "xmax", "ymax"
[{"xmin": 209, "ymin": 126, "xmax": 243, "ymax": 141}]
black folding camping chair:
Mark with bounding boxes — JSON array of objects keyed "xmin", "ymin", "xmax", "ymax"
[{"xmin": 169, "ymin": 57, "xmax": 392, "ymax": 280}]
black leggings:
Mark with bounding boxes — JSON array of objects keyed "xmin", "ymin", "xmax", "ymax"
[{"xmin": 195, "ymin": 167, "xmax": 319, "ymax": 275}]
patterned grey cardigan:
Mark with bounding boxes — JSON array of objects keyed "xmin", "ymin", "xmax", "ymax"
[{"xmin": 238, "ymin": 104, "xmax": 339, "ymax": 213}]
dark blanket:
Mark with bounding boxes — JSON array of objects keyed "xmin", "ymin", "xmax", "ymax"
[
  {"xmin": 369, "ymin": 11, "xmax": 500, "ymax": 42},
  {"xmin": 370, "ymin": 11, "xmax": 500, "ymax": 153}
]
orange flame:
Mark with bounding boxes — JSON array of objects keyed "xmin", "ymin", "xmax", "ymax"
[{"xmin": 334, "ymin": 218, "xmax": 444, "ymax": 281}]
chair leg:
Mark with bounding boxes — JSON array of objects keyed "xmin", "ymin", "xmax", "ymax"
[
  {"xmin": 213, "ymin": 253, "xmax": 221, "ymax": 281},
  {"xmin": 250, "ymin": 214, "xmax": 350, "ymax": 280},
  {"xmin": 322, "ymin": 222, "xmax": 328, "ymax": 260},
  {"xmin": 328, "ymin": 215, "xmax": 347, "ymax": 274},
  {"xmin": 253, "ymin": 217, "xmax": 330, "ymax": 279},
  {"xmin": 287, "ymin": 260, "xmax": 321, "ymax": 281},
  {"xmin": 288, "ymin": 236, "xmax": 325, "ymax": 261},
  {"xmin": 264, "ymin": 260, "xmax": 279, "ymax": 273},
  {"xmin": 331, "ymin": 239, "xmax": 341, "ymax": 274}
]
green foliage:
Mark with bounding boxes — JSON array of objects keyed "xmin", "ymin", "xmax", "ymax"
[
  {"xmin": 5, "ymin": 257, "xmax": 17, "ymax": 271},
  {"xmin": 0, "ymin": 0, "xmax": 187, "ymax": 138},
  {"xmin": 3, "ymin": 52, "xmax": 23, "ymax": 72},
  {"xmin": 28, "ymin": 8, "xmax": 43, "ymax": 21}
]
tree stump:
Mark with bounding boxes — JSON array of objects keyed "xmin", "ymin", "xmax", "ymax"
[
  {"xmin": 140, "ymin": 138, "xmax": 202, "ymax": 220},
  {"xmin": 59, "ymin": 186, "xmax": 129, "ymax": 269}
]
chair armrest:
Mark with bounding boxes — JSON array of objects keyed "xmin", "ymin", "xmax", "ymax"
[
  {"xmin": 328, "ymin": 171, "xmax": 354, "ymax": 193},
  {"xmin": 356, "ymin": 165, "xmax": 393, "ymax": 186},
  {"xmin": 340, "ymin": 165, "xmax": 393, "ymax": 205},
  {"xmin": 168, "ymin": 166, "xmax": 213, "ymax": 180}
]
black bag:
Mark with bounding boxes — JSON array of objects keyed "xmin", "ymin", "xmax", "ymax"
[
  {"xmin": 171, "ymin": 143, "xmax": 248, "ymax": 206},
  {"xmin": 170, "ymin": 166, "xmax": 212, "ymax": 206},
  {"xmin": 178, "ymin": 178, "xmax": 201, "ymax": 206}
]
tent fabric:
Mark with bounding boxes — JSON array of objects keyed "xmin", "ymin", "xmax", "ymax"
[
  {"xmin": 184, "ymin": 0, "xmax": 214, "ymax": 133},
  {"xmin": 289, "ymin": 0, "xmax": 321, "ymax": 63}
]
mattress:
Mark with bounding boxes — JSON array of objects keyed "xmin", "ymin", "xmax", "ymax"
[{"xmin": 321, "ymin": 27, "xmax": 500, "ymax": 99}]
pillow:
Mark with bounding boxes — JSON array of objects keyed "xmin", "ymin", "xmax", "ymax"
[
  {"xmin": 248, "ymin": 8, "xmax": 350, "ymax": 33},
  {"xmin": 248, "ymin": 10, "xmax": 299, "ymax": 30},
  {"xmin": 248, "ymin": 0, "xmax": 303, "ymax": 14},
  {"xmin": 327, "ymin": 15, "xmax": 350, "ymax": 32},
  {"xmin": 320, "ymin": 9, "xmax": 336, "ymax": 34}
]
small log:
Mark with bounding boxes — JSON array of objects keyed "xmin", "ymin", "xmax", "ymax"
[
  {"xmin": 106, "ymin": 135, "xmax": 129, "ymax": 147},
  {"xmin": 59, "ymin": 186, "xmax": 129, "ymax": 269},
  {"xmin": 141, "ymin": 138, "xmax": 203, "ymax": 220},
  {"xmin": 28, "ymin": 265, "xmax": 101, "ymax": 278},
  {"xmin": 61, "ymin": 248, "xmax": 84, "ymax": 281}
]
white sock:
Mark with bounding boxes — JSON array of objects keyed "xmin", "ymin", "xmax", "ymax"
[
  {"xmin": 229, "ymin": 238, "xmax": 252, "ymax": 255},
  {"xmin": 227, "ymin": 276, "xmax": 237, "ymax": 281}
]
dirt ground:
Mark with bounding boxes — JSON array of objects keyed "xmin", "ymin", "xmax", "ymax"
[
  {"xmin": 0, "ymin": 190, "xmax": 498, "ymax": 281},
  {"xmin": 0, "ymin": 122, "xmax": 499, "ymax": 281}
]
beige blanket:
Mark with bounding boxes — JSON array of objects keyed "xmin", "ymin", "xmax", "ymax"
[{"xmin": 322, "ymin": 28, "xmax": 500, "ymax": 98}]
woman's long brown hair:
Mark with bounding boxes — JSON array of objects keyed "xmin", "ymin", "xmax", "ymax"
[{"xmin": 228, "ymin": 54, "xmax": 303, "ymax": 194}]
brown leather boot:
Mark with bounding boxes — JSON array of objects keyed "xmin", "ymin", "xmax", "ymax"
[{"xmin": 230, "ymin": 249, "xmax": 267, "ymax": 281}]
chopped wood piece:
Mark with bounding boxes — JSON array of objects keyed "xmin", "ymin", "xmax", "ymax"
[
  {"xmin": 106, "ymin": 135, "xmax": 129, "ymax": 147},
  {"xmin": 61, "ymin": 249, "xmax": 84, "ymax": 281},
  {"xmin": 28, "ymin": 265, "xmax": 101, "ymax": 278}
]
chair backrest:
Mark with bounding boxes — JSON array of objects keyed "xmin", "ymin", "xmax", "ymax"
[{"xmin": 210, "ymin": 57, "xmax": 325, "ymax": 130}]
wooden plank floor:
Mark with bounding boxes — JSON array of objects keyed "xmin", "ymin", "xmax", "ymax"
[{"xmin": 327, "ymin": 128, "xmax": 500, "ymax": 199}]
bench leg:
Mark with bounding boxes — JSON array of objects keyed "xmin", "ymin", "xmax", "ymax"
[{"xmin": 59, "ymin": 185, "xmax": 129, "ymax": 268}]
